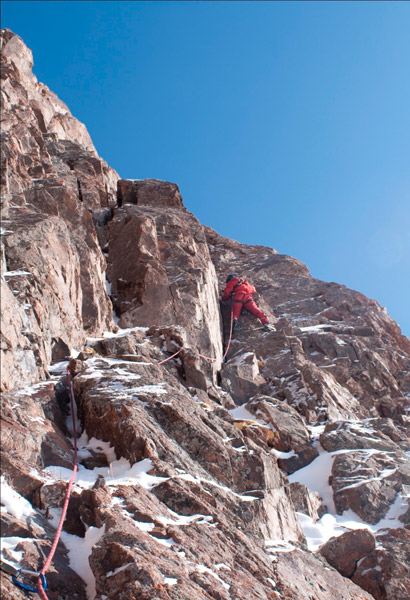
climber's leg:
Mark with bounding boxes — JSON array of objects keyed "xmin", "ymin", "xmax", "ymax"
[{"xmin": 243, "ymin": 297, "xmax": 269, "ymax": 324}]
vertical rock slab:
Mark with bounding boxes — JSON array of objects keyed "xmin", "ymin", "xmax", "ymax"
[
  {"xmin": 0, "ymin": 29, "xmax": 118, "ymax": 390},
  {"xmin": 107, "ymin": 179, "xmax": 223, "ymax": 386}
]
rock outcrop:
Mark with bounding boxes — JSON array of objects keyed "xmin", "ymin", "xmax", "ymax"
[
  {"xmin": 1, "ymin": 29, "xmax": 409, "ymax": 600},
  {"xmin": 1, "ymin": 28, "xmax": 117, "ymax": 391},
  {"xmin": 106, "ymin": 182, "xmax": 223, "ymax": 388}
]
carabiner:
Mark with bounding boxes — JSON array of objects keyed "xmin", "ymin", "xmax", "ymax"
[{"xmin": 12, "ymin": 569, "xmax": 47, "ymax": 593}]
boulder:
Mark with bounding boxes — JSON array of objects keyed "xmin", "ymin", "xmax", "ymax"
[
  {"xmin": 287, "ymin": 481, "xmax": 326, "ymax": 522},
  {"xmin": 352, "ymin": 528, "xmax": 410, "ymax": 600},
  {"xmin": 319, "ymin": 529, "xmax": 376, "ymax": 577},
  {"xmin": 223, "ymin": 353, "xmax": 269, "ymax": 405},
  {"xmin": 106, "ymin": 194, "xmax": 223, "ymax": 388},
  {"xmin": 117, "ymin": 178, "xmax": 183, "ymax": 208}
]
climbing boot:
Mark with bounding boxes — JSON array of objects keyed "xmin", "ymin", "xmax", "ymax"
[{"xmin": 264, "ymin": 323, "xmax": 276, "ymax": 332}]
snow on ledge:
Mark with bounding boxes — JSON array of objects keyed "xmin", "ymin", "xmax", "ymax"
[
  {"xmin": 45, "ymin": 457, "xmax": 169, "ymax": 491},
  {"xmin": 3, "ymin": 269, "xmax": 31, "ymax": 277},
  {"xmin": 48, "ymin": 511, "xmax": 105, "ymax": 600},
  {"xmin": 0, "ymin": 476, "xmax": 34, "ymax": 519},
  {"xmin": 299, "ymin": 324, "xmax": 331, "ymax": 333}
]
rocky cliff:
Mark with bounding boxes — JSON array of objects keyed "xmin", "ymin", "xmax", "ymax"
[{"xmin": 1, "ymin": 29, "xmax": 409, "ymax": 600}]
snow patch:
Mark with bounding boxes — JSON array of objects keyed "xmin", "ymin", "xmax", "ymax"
[
  {"xmin": 3, "ymin": 269, "xmax": 31, "ymax": 277},
  {"xmin": 0, "ymin": 477, "xmax": 34, "ymax": 519},
  {"xmin": 265, "ymin": 539, "xmax": 296, "ymax": 554},
  {"xmin": 76, "ymin": 432, "xmax": 117, "ymax": 464},
  {"xmin": 157, "ymin": 510, "xmax": 214, "ymax": 527},
  {"xmin": 152, "ymin": 537, "xmax": 177, "ymax": 548},
  {"xmin": 0, "ymin": 536, "xmax": 33, "ymax": 566},
  {"xmin": 299, "ymin": 324, "xmax": 330, "ymax": 333},
  {"xmin": 270, "ymin": 449, "xmax": 296, "ymax": 459},
  {"xmin": 230, "ymin": 404, "xmax": 275, "ymax": 433},
  {"xmin": 289, "ymin": 443, "xmax": 410, "ymax": 551},
  {"xmin": 288, "ymin": 442, "xmax": 336, "ymax": 512},
  {"xmin": 48, "ymin": 514, "xmax": 105, "ymax": 600},
  {"xmin": 48, "ymin": 360, "xmax": 70, "ymax": 374},
  {"xmin": 336, "ymin": 467, "xmax": 397, "ymax": 492},
  {"xmin": 87, "ymin": 327, "xmax": 149, "ymax": 342},
  {"xmin": 176, "ymin": 472, "xmax": 260, "ymax": 502},
  {"xmin": 46, "ymin": 457, "xmax": 168, "ymax": 491},
  {"xmin": 230, "ymin": 351, "xmax": 254, "ymax": 366},
  {"xmin": 230, "ymin": 405, "xmax": 256, "ymax": 421},
  {"xmin": 106, "ymin": 562, "xmax": 133, "ymax": 578},
  {"xmin": 195, "ymin": 564, "xmax": 230, "ymax": 590}
]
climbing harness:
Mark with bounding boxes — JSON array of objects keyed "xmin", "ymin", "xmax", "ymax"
[
  {"xmin": 35, "ymin": 367, "xmax": 79, "ymax": 599},
  {"xmin": 234, "ymin": 295, "xmax": 254, "ymax": 307}
]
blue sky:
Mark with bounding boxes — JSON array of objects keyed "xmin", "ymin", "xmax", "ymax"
[{"xmin": 2, "ymin": 1, "xmax": 409, "ymax": 337}]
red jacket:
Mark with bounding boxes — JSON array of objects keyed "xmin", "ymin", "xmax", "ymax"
[{"xmin": 221, "ymin": 277, "xmax": 256, "ymax": 301}]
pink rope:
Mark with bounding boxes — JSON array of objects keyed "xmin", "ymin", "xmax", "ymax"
[
  {"xmin": 36, "ymin": 323, "xmax": 228, "ymax": 598},
  {"xmin": 195, "ymin": 352, "xmax": 217, "ymax": 362},
  {"xmin": 157, "ymin": 347, "xmax": 183, "ymax": 365},
  {"xmin": 37, "ymin": 367, "xmax": 78, "ymax": 599},
  {"xmin": 157, "ymin": 306, "xmax": 235, "ymax": 366},
  {"xmin": 222, "ymin": 305, "xmax": 234, "ymax": 362}
]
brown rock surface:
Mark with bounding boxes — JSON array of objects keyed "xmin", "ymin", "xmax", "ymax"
[
  {"xmin": 275, "ymin": 548, "xmax": 374, "ymax": 600},
  {"xmin": 206, "ymin": 226, "xmax": 410, "ymax": 419},
  {"xmin": 287, "ymin": 482, "xmax": 326, "ymax": 522},
  {"xmin": 1, "ymin": 28, "xmax": 409, "ymax": 600},
  {"xmin": 352, "ymin": 528, "xmax": 410, "ymax": 600},
  {"xmin": 318, "ymin": 420, "xmax": 409, "ymax": 524},
  {"xmin": 1, "ymin": 29, "xmax": 118, "ymax": 391},
  {"xmin": 106, "ymin": 193, "xmax": 223, "ymax": 389},
  {"xmin": 319, "ymin": 529, "xmax": 376, "ymax": 577}
]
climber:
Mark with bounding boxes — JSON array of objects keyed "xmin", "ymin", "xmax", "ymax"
[{"xmin": 221, "ymin": 274, "xmax": 276, "ymax": 332}]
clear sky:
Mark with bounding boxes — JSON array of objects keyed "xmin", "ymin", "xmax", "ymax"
[{"xmin": 2, "ymin": 1, "xmax": 409, "ymax": 337}]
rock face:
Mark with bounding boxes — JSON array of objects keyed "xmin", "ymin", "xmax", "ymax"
[
  {"xmin": 106, "ymin": 186, "xmax": 223, "ymax": 388},
  {"xmin": 1, "ymin": 28, "xmax": 117, "ymax": 391},
  {"xmin": 352, "ymin": 528, "xmax": 410, "ymax": 600},
  {"xmin": 1, "ymin": 29, "xmax": 409, "ymax": 600},
  {"xmin": 320, "ymin": 529, "xmax": 376, "ymax": 578}
]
